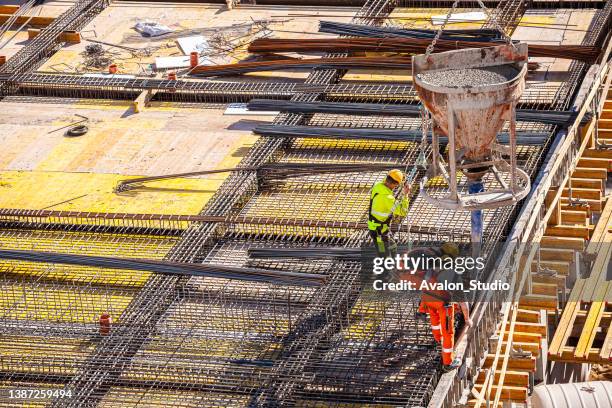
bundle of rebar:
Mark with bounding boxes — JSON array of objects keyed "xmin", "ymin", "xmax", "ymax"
[
  {"xmin": 253, "ymin": 124, "xmax": 548, "ymax": 145},
  {"xmin": 249, "ymin": 247, "xmax": 363, "ymax": 260},
  {"xmin": 116, "ymin": 162, "xmax": 405, "ymax": 192},
  {"xmin": 247, "ymin": 99, "xmax": 588, "ymax": 125},
  {"xmin": 319, "ymin": 21, "xmax": 502, "ymax": 41},
  {"xmin": 248, "ymin": 37, "xmax": 600, "ymax": 63},
  {"xmin": 0, "ymin": 249, "xmax": 325, "ymax": 286},
  {"xmin": 191, "ymin": 56, "xmax": 413, "ymax": 77}
]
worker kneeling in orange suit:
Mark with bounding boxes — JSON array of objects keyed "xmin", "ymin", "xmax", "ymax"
[{"xmin": 399, "ymin": 243, "xmax": 473, "ymax": 372}]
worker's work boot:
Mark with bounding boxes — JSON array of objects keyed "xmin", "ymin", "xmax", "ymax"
[{"xmin": 440, "ymin": 357, "xmax": 462, "ymax": 373}]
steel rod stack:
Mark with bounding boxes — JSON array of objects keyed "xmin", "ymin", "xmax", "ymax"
[{"xmin": 248, "ymin": 37, "xmax": 601, "ymax": 63}]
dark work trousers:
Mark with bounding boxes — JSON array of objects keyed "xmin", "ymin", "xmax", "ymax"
[{"xmin": 369, "ymin": 229, "xmax": 397, "ymax": 258}]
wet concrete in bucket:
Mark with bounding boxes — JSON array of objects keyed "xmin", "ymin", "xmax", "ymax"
[{"xmin": 417, "ymin": 64, "xmax": 519, "ymax": 87}]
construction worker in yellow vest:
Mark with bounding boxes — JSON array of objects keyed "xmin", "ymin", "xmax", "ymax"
[{"xmin": 368, "ymin": 169, "xmax": 411, "ymax": 258}]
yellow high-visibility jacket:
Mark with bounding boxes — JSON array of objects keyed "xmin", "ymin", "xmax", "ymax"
[{"xmin": 367, "ymin": 181, "xmax": 409, "ymax": 233}]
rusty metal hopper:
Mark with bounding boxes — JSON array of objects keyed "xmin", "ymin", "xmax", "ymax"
[
  {"xmin": 413, "ymin": 43, "xmax": 528, "ymax": 162},
  {"xmin": 413, "ymin": 43, "xmax": 530, "ymax": 211}
]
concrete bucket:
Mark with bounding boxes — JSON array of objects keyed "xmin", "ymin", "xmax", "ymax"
[{"xmin": 413, "ymin": 43, "xmax": 531, "ymax": 210}]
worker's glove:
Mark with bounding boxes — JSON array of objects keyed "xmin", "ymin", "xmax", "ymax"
[
  {"xmin": 402, "ymin": 183, "xmax": 411, "ymax": 195},
  {"xmin": 415, "ymin": 311, "xmax": 428, "ymax": 322}
]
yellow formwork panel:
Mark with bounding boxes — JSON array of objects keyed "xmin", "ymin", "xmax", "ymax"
[
  {"xmin": 0, "ymin": 230, "xmax": 175, "ymax": 286},
  {"xmin": 344, "ymin": 298, "xmax": 387, "ymax": 340},
  {"xmin": 0, "ymin": 171, "xmax": 222, "ymax": 215},
  {"xmin": 291, "ymin": 138, "xmax": 414, "ymax": 151},
  {"xmin": 242, "ymin": 190, "xmax": 369, "ymax": 223},
  {"xmin": 388, "ymin": 8, "xmax": 554, "ymax": 30}
]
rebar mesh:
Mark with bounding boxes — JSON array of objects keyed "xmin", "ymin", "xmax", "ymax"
[{"xmin": 0, "ymin": 0, "xmax": 609, "ymax": 406}]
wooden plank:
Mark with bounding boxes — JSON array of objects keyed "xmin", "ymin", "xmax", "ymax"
[
  {"xmin": 569, "ymin": 177, "xmax": 603, "ymax": 191},
  {"xmin": 499, "ymin": 341, "xmax": 541, "ymax": 357},
  {"xmin": 545, "ymin": 224, "xmax": 590, "ymax": 239},
  {"xmin": 531, "ymin": 260, "xmax": 570, "ymax": 275},
  {"xmin": 602, "ymin": 109, "xmax": 612, "ymax": 119},
  {"xmin": 0, "ymin": 14, "xmax": 55, "ymax": 26},
  {"xmin": 133, "ymin": 90, "xmax": 153, "ymax": 113},
  {"xmin": 516, "ymin": 308, "xmax": 541, "ymax": 323},
  {"xmin": 586, "ymin": 198, "xmax": 612, "ymax": 255},
  {"xmin": 512, "ymin": 322, "xmax": 547, "ymax": 336},
  {"xmin": 483, "ymin": 355, "xmax": 536, "ymax": 371},
  {"xmin": 472, "ymin": 385, "xmax": 528, "ymax": 401},
  {"xmin": 573, "ymin": 167, "xmax": 608, "ymax": 180},
  {"xmin": 562, "ymin": 187, "xmax": 602, "ymax": 201},
  {"xmin": 0, "ymin": 5, "xmax": 19, "ymax": 14},
  {"xmin": 574, "ymin": 296, "xmax": 607, "ymax": 359},
  {"xmin": 539, "ymin": 248, "xmax": 575, "ymax": 262},
  {"xmin": 27, "ymin": 29, "xmax": 81, "ymax": 44},
  {"xmin": 599, "ymin": 320, "xmax": 612, "ymax": 361},
  {"xmin": 578, "ymin": 158, "xmax": 612, "ymax": 171},
  {"xmin": 546, "ymin": 189, "xmax": 561, "ymax": 226},
  {"xmin": 532, "ymin": 273, "xmax": 566, "ymax": 290},
  {"xmin": 500, "ymin": 331, "xmax": 542, "ymax": 344},
  {"xmin": 553, "ymin": 346, "xmax": 605, "ymax": 363},
  {"xmin": 599, "ymin": 118, "xmax": 612, "ymax": 129},
  {"xmin": 583, "ymin": 149, "xmax": 612, "ymax": 159},
  {"xmin": 561, "ymin": 210, "xmax": 589, "ymax": 225},
  {"xmin": 475, "ymin": 370, "xmax": 530, "ymax": 388},
  {"xmin": 541, "ymin": 236, "xmax": 585, "ymax": 250},
  {"xmin": 532, "ymin": 282, "xmax": 558, "ymax": 296},
  {"xmin": 560, "ymin": 198, "xmax": 602, "ymax": 213},
  {"xmin": 548, "ymin": 279, "xmax": 586, "ymax": 356},
  {"xmin": 519, "ymin": 294, "xmax": 557, "ymax": 310}
]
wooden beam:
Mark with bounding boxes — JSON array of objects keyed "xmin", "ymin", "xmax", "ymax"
[
  {"xmin": 516, "ymin": 308, "xmax": 542, "ymax": 323},
  {"xmin": 583, "ymin": 149, "xmax": 612, "ymax": 160},
  {"xmin": 0, "ymin": 14, "xmax": 55, "ymax": 27},
  {"xmin": 545, "ymin": 224, "xmax": 590, "ymax": 239},
  {"xmin": 578, "ymin": 157, "xmax": 612, "ymax": 171},
  {"xmin": 483, "ymin": 354, "xmax": 536, "ymax": 371},
  {"xmin": 541, "ymin": 236, "xmax": 585, "ymax": 250},
  {"xmin": 0, "ymin": 5, "xmax": 20, "ymax": 14},
  {"xmin": 28, "ymin": 29, "xmax": 81, "ymax": 44},
  {"xmin": 573, "ymin": 167, "xmax": 608, "ymax": 180},
  {"xmin": 562, "ymin": 187, "xmax": 602, "ymax": 201},
  {"xmin": 532, "ymin": 282, "xmax": 558, "ymax": 296},
  {"xmin": 532, "ymin": 273, "xmax": 566, "ymax": 290},
  {"xmin": 599, "ymin": 321, "xmax": 612, "ymax": 361},
  {"xmin": 519, "ymin": 294, "xmax": 557, "ymax": 310},
  {"xmin": 549, "ymin": 279, "xmax": 585, "ymax": 356},
  {"xmin": 133, "ymin": 89, "xmax": 153, "ymax": 113},
  {"xmin": 538, "ymin": 248, "xmax": 576, "ymax": 262},
  {"xmin": 472, "ymin": 385, "xmax": 528, "ymax": 401},
  {"xmin": 475, "ymin": 370, "xmax": 530, "ymax": 388},
  {"xmin": 569, "ymin": 177, "xmax": 603, "ymax": 191},
  {"xmin": 512, "ymin": 322, "xmax": 547, "ymax": 336},
  {"xmin": 531, "ymin": 260, "xmax": 570, "ymax": 275},
  {"xmin": 546, "ymin": 189, "xmax": 561, "ymax": 226},
  {"xmin": 560, "ymin": 199, "xmax": 601, "ymax": 213},
  {"xmin": 561, "ymin": 210, "xmax": 589, "ymax": 225}
]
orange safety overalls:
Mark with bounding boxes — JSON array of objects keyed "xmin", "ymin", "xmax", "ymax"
[{"xmin": 400, "ymin": 267, "xmax": 456, "ymax": 366}]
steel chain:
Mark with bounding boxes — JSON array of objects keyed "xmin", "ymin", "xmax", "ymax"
[
  {"xmin": 425, "ymin": 0, "xmax": 515, "ymax": 58},
  {"xmin": 425, "ymin": 0, "xmax": 460, "ymax": 58}
]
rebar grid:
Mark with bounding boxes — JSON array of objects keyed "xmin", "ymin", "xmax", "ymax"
[{"xmin": 0, "ymin": 0, "xmax": 606, "ymax": 406}]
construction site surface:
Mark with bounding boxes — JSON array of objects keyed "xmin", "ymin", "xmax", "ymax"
[{"xmin": 0, "ymin": 0, "xmax": 610, "ymax": 407}]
